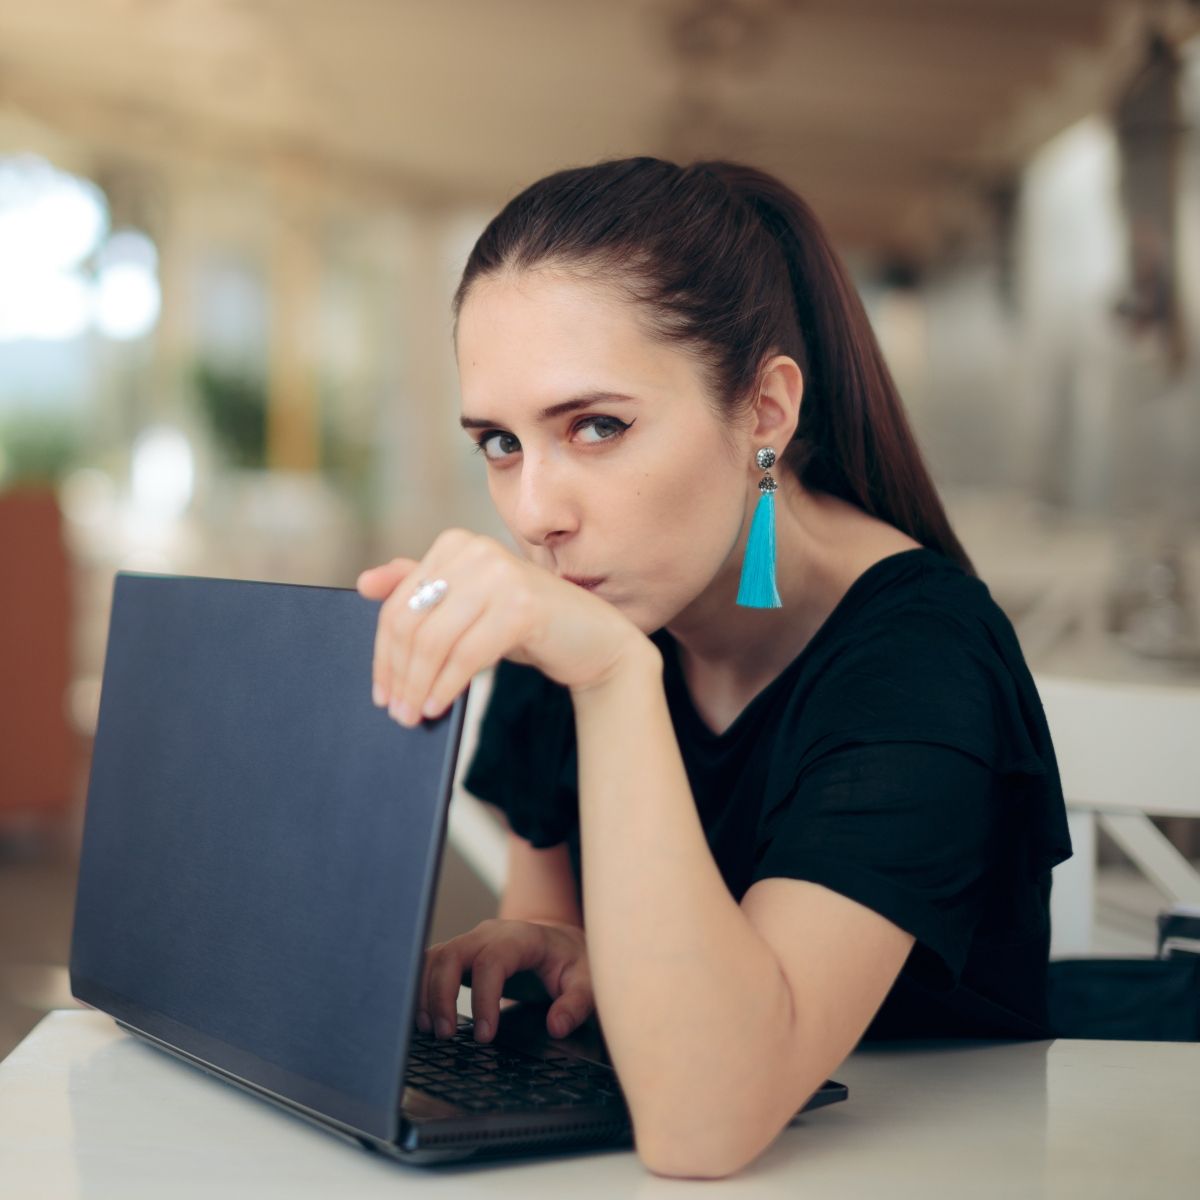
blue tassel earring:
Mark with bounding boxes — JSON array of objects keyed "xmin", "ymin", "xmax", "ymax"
[{"xmin": 736, "ymin": 447, "xmax": 782, "ymax": 609}]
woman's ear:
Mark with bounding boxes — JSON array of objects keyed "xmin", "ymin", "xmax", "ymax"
[{"xmin": 749, "ymin": 355, "xmax": 803, "ymax": 448}]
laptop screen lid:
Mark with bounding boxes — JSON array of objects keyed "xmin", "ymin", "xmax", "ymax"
[{"xmin": 70, "ymin": 572, "xmax": 467, "ymax": 1143}]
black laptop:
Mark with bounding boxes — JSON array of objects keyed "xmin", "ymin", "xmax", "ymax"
[{"xmin": 69, "ymin": 572, "xmax": 847, "ymax": 1165}]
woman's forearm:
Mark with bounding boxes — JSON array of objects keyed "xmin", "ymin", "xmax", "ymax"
[{"xmin": 569, "ymin": 643, "xmax": 798, "ymax": 1173}]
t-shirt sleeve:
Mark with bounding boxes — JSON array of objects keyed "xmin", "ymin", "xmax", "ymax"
[
  {"xmin": 460, "ymin": 658, "xmax": 578, "ymax": 849},
  {"xmin": 751, "ymin": 739, "xmax": 1004, "ymax": 989}
]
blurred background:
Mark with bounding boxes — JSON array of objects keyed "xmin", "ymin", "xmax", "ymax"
[{"xmin": 2, "ymin": 0, "xmax": 1200, "ymax": 1059}]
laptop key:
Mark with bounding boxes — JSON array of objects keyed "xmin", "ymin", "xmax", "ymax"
[{"xmin": 407, "ymin": 1024, "xmax": 625, "ymax": 1113}]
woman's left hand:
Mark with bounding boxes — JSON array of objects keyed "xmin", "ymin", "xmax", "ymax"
[{"xmin": 356, "ymin": 529, "xmax": 652, "ymax": 725}]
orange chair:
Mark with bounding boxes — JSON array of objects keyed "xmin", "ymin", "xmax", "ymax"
[{"xmin": 0, "ymin": 487, "xmax": 77, "ymax": 834}]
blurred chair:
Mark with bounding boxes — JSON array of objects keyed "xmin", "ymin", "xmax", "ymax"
[
  {"xmin": 0, "ymin": 488, "xmax": 77, "ymax": 834},
  {"xmin": 1039, "ymin": 674, "xmax": 1200, "ymax": 956}
]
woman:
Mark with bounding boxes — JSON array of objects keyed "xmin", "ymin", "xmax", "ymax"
[{"xmin": 356, "ymin": 157, "xmax": 1071, "ymax": 1177}]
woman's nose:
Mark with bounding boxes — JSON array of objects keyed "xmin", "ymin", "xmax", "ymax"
[{"xmin": 511, "ymin": 454, "xmax": 579, "ymax": 547}]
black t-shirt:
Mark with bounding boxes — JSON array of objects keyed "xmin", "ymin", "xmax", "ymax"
[{"xmin": 462, "ymin": 547, "xmax": 1072, "ymax": 1040}]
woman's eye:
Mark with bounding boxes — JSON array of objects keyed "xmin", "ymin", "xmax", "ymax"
[
  {"xmin": 574, "ymin": 415, "xmax": 632, "ymax": 444},
  {"xmin": 471, "ymin": 415, "xmax": 632, "ymax": 463},
  {"xmin": 475, "ymin": 431, "xmax": 520, "ymax": 461}
]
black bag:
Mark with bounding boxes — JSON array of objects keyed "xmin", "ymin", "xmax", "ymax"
[{"xmin": 1047, "ymin": 906, "xmax": 1200, "ymax": 1042}]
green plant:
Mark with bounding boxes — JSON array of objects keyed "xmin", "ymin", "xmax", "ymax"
[
  {"xmin": 0, "ymin": 416, "xmax": 80, "ymax": 488},
  {"xmin": 318, "ymin": 379, "xmax": 375, "ymax": 518},
  {"xmin": 190, "ymin": 361, "xmax": 268, "ymax": 470},
  {"xmin": 190, "ymin": 360, "xmax": 378, "ymax": 520}
]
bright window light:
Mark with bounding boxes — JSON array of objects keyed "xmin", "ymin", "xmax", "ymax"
[
  {"xmin": 101, "ymin": 229, "xmax": 158, "ymax": 272},
  {"xmin": 0, "ymin": 154, "xmax": 108, "ymax": 273},
  {"xmin": 0, "ymin": 267, "xmax": 92, "ymax": 341},
  {"xmin": 94, "ymin": 264, "xmax": 161, "ymax": 340},
  {"xmin": 0, "ymin": 158, "xmax": 165, "ymax": 344},
  {"xmin": 93, "ymin": 229, "xmax": 161, "ymax": 340},
  {"xmin": 130, "ymin": 425, "xmax": 195, "ymax": 520}
]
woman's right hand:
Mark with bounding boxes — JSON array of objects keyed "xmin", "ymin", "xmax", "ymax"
[{"xmin": 417, "ymin": 918, "xmax": 593, "ymax": 1044}]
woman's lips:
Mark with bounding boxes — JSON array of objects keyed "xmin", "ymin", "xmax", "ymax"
[{"xmin": 563, "ymin": 575, "xmax": 606, "ymax": 590}]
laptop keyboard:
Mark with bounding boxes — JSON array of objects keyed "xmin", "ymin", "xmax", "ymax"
[{"xmin": 405, "ymin": 1025, "xmax": 626, "ymax": 1112}]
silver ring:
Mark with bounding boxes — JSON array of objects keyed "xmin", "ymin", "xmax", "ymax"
[{"xmin": 407, "ymin": 578, "xmax": 449, "ymax": 613}]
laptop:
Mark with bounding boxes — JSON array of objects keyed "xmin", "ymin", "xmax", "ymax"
[{"xmin": 69, "ymin": 572, "xmax": 848, "ymax": 1165}]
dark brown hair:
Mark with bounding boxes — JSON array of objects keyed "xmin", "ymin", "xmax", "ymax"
[{"xmin": 452, "ymin": 156, "xmax": 973, "ymax": 574}]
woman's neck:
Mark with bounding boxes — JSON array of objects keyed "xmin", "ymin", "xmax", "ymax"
[{"xmin": 665, "ymin": 478, "xmax": 920, "ymax": 700}]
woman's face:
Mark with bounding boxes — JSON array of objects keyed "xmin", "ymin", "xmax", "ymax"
[{"xmin": 455, "ymin": 268, "xmax": 752, "ymax": 633}]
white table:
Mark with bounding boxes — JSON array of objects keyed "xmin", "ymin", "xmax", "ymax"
[{"xmin": 2, "ymin": 1011, "xmax": 1198, "ymax": 1198}]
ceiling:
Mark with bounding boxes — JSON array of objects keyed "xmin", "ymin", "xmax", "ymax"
[{"xmin": 0, "ymin": 0, "xmax": 1192, "ymax": 262}]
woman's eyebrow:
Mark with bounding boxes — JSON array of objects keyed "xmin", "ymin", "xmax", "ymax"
[{"xmin": 459, "ymin": 391, "xmax": 637, "ymax": 430}]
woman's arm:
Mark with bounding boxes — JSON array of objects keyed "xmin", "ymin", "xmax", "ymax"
[
  {"xmin": 358, "ymin": 537, "xmax": 912, "ymax": 1176},
  {"xmin": 571, "ymin": 644, "xmax": 914, "ymax": 1179},
  {"xmin": 497, "ymin": 831, "xmax": 583, "ymax": 928}
]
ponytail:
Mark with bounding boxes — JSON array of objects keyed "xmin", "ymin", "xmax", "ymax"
[{"xmin": 708, "ymin": 162, "xmax": 973, "ymax": 572}]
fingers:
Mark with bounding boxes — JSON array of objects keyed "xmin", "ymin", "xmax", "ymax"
[
  {"xmin": 369, "ymin": 531, "xmax": 478, "ymax": 720},
  {"xmin": 371, "ymin": 560, "xmax": 453, "ymax": 717},
  {"xmin": 415, "ymin": 936, "xmax": 451, "ymax": 1034},
  {"xmin": 356, "ymin": 557, "xmax": 418, "ymax": 600},
  {"xmin": 467, "ymin": 945, "xmax": 520, "ymax": 1044},
  {"xmin": 420, "ymin": 921, "xmax": 521, "ymax": 1041},
  {"xmin": 365, "ymin": 558, "xmax": 420, "ymax": 708},
  {"xmin": 372, "ymin": 597, "xmax": 395, "ymax": 710},
  {"xmin": 424, "ymin": 938, "xmax": 470, "ymax": 1040},
  {"xmin": 395, "ymin": 601, "xmax": 527, "ymax": 724},
  {"xmin": 379, "ymin": 539, "xmax": 534, "ymax": 727},
  {"xmin": 386, "ymin": 587, "xmax": 490, "ymax": 724},
  {"xmin": 461, "ymin": 922, "xmax": 547, "ymax": 1044},
  {"xmin": 416, "ymin": 927, "xmax": 594, "ymax": 1049},
  {"xmin": 546, "ymin": 964, "xmax": 595, "ymax": 1038}
]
